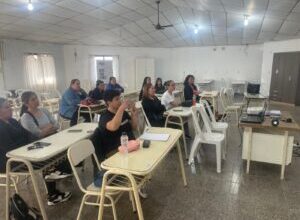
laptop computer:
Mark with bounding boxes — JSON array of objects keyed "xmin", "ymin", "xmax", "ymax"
[{"xmin": 240, "ymin": 102, "xmax": 267, "ymax": 124}]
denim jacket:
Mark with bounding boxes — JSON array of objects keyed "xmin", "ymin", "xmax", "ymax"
[{"xmin": 59, "ymin": 88, "xmax": 82, "ymax": 118}]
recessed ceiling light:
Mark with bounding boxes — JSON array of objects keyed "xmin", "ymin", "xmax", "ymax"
[
  {"xmin": 244, "ymin": 15, "xmax": 249, "ymax": 26},
  {"xmin": 194, "ymin": 25, "xmax": 199, "ymax": 34},
  {"xmin": 27, "ymin": 0, "xmax": 34, "ymax": 11}
]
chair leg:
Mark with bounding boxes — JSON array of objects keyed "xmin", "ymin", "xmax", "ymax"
[
  {"xmin": 11, "ymin": 177, "xmax": 19, "ymax": 194},
  {"xmin": 235, "ymin": 110, "xmax": 239, "ymax": 126},
  {"xmin": 188, "ymin": 136, "xmax": 201, "ymax": 165},
  {"xmin": 216, "ymin": 143, "xmax": 222, "ymax": 173},
  {"xmin": 107, "ymin": 195, "xmax": 118, "ymax": 220},
  {"xmin": 129, "ymin": 191, "xmax": 136, "ymax": 212},
  {"xmin": 222, "ymin": 130, "xmax": 227, "ymax": 160},
  {"xmin": 132, "ymin": 188, "xmax": 144, "ymax": 220},
  {"xmin": 77, "ymin": 194, "xmax": 87, "ymax": 220}
]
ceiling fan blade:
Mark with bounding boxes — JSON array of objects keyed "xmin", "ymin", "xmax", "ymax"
[{"xmin": 161, "ymin": 24, "xmax": 174, "ymax": 28}]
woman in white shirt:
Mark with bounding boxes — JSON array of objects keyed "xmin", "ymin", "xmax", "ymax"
[
  {"xmin": 161, "ymin": 80, "xmax": 179, "ymax": 110},
  {"xmin": 20, "ymin": 91, "xmax": 59, "ymax": 138}
]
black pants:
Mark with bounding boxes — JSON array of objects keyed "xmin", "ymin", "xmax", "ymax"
[
  {"xmin": 61, "ymin": 108, "xmax": 92, "ymax": 127},
  {"xmin": 43, "ymin": 160, "xmax": 72, "ymax": 196}
]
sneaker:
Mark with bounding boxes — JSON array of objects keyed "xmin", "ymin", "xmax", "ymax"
[
  {"xmin": 138, "ymin": 188, "xmax": 148, "ymax": 199},
  {"xmin": 45, "ymin": 170, "xmax": 72, "ymax": 180},
  {"xmin": 47, "ymin": 191, "xmax": 72, "ymax": 206}
]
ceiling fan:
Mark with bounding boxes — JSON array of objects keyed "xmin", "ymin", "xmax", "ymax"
[{"xmin": 154, "ymin": 0, "xmax": 173, "ymax": 30}]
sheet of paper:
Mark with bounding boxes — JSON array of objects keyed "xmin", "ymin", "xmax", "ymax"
[{"xmin": 140, "ymin": 133, "xmax": 170, "ymax": 141}]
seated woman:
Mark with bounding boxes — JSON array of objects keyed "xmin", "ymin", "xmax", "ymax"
[
  {"xmin": 155, "ymin": 77, "xmax": 165, "ymax": 94},
  {"xmin": 91, "ymin": 90, "xmax": 138, "ymax": 161},
  {"xmin": 142, "ymin": 83, "xmax": 166, "ymax": 127},
  {"xmin": 183, "ymin": 74, "xmax": 200, "ymax": 103},
  {"xmin": 89, "ymin": 80, "xmax": 105, "ymax": 101},
  {"xmin": 139, "ymin": 77, "xmax": 151, "ymax": 101},
  {"xmin": 0, "ymin": 98, "xmax": 71, "ymax": 205},
  {"xmin": 161, "ymin": 80, "xmax": 179, "ymax": 110},
  {"xmin": 20, "ymin": 91, "xmax": 59, "ymax": 138},
  {"xmin": 59, "ymin": 79, "xmax": 90, "ymax": 126},
  {"xmin": 105, "ymin": 76, "xmax": 124, "ymax": 93}
]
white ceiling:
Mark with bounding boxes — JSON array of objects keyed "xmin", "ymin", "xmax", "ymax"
[{"xmin": 0, "ymin": 0, "xmax": 300, "ymax": 47}]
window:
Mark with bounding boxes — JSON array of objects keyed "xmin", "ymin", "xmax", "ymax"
[
  {"xmin": 24, "ymin": 54, "xmax": 57, "ymax": 91},
  {"xmin": 92, "ymin": 56, "xmax": 119, "ymax": 83}
]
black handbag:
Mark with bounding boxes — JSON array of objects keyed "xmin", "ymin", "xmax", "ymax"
[{"xmin": 10, "ymin": 194, "xmax": 41, "ymax": 220}]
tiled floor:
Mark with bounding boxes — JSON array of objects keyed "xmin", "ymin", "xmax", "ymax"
[{"xmin": 1, "ymin": 102, "xmax": 300, "ymax": 220}]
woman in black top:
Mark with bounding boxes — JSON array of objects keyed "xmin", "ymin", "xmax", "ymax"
[
  {"xmin": 0, "ymin": 98, "xmax": 71, "ymax": 205},
  {"xmin": 155, "ymin": 77, "xmax": 165, "ymax": 94},
  {"xmin": 89, "ymin": 80, "xmax": 105, "ymax": 100},
  {"xmin": 139, "ymin": 77, "xmax": 151, "ymax": 100},
  {"xmin": 142, "ymin": 83, "xmax": 166, "ymax": 127},
  {"xmin": 184, "ymin": 74, "xmax": 200, "ymax": 102}
]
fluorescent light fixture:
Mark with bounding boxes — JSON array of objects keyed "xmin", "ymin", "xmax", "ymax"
[
  {"xmin": 27, "ymin": 0, "xmax": 34, "ymax": 11},
  {"xmin": 244, "ymin": 15, "xmax": 249, "ymax": 26}
]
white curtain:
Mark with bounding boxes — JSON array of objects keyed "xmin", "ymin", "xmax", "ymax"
[
  {"xmin": 24, "ymin": 54, "xmax": 57, "ymax": 91},
  {"xmin": 0, "ymin": 41, "xmax": 5, "ymax": 90}
]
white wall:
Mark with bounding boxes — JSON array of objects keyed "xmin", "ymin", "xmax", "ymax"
[
  {"xmin": 1, "ymin": 39, "xmax": 66, "ymax": 92},
  {"xmin": 64, "ymin": 44, "xmax": 263, "ymax": 91},
  {"xmin": 261, "ymin": 39, "xmax": 300, "ymax": 96}
]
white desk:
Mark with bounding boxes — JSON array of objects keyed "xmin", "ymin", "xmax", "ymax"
[
  {"xmin": 101, "ymin": 127, "xmax": 187, "ymax": 220},
  {"xmin": 198, "ymin": 80, "xmax": 214, "ymax": 91},
  {"xmin": 78, "ymin": 102, "xmax": 106, "ymax": 122},
  {"xmin": 6, "ymin": 123, "xmax": 98, "ymax": 220},
  {"xmin": 239, "ymin": 112, "xmax": 300, "ymax": 179},
  {"xmin": 232, "ymin": 80, "xmax": 246, "ymax": 94},
  {"xmin": 164, "ymin": 107, "xmax": 192, "ymax": 159}
]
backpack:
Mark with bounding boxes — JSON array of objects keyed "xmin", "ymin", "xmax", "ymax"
[{"xmin": 10, "ymin": 194, "xmax": 41, "ymax": 220}]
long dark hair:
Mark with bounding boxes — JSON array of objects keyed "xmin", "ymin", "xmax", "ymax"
[
  {"xmin": 0, "ymin": 97, "xmax": 6, "ymax": 108},
  {"xmin": 142, "ymin": 77, "xmax": 151, "ymax": 87},
  {"xmin": 155, "ymin": 77, "xmax": 162, "ymax": 88},
  {"xmin": 184, "ymin": 75, "xmax": 195, "ymax": 86},
  {"xmin": 20, "ymin": 91, "xmax": 37, "ymax": 117}
]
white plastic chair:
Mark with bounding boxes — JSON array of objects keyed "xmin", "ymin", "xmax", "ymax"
[
  {"xmin": 188, "ymin": 106, "xmax": 225, "ymax": 173},
  {"xmin": 199, "ymin": 100, "xmax": 228, "ymax": 157},
  {"xmin": 225, "ymin": 88, "xmax": 244, "ymax": 107},
  {"xmin": 68, "ymin": 140, "xmax": 123, "ymax": 220},
  {"xmin": 219, "ymin": 88, "xmax": 240, "ymax": 125}
]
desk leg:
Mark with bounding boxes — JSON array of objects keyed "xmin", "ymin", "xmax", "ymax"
[
  {"xmin": 281, "ymin": 131, "xmax": 289, "ymax": 180},
  {"xmin": 6, "ymin": 159, "xmax": 48, "ymax": 220},
  {"xmin": 179, "ymin": 116, "xmax": 188, "ymax": 159},
  {"xmin": 246, "ymin": 127, "xmax": 252, "ymax": 174},
  {"xmin": 176, "ymin": 139, "xmax": 187, "ymax": 186}
]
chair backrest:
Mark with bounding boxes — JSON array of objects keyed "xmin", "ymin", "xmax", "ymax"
[
  {"xmin": 200, "ymin": 100, "xmax": 217, "ymax": 123},
  {"xmin": 191, "ymin": 106, "xmax": 205, "ymax": 139},
  {"xmin": 219, "ymin": 87, "xmax": 228, "ymax": 109},
  {"xmin": 198, "ymin": 103, "xmax": 213, "ymax": 133},
  {"xmin": 67, "ymin": 139, "xmax": 100, "ymax": 193},
  {"xmin": 58, "ymin": 116, "xmax": 70, "ymax": 130},
  {"xmin": 225, "ymin": 88, "xmax": 234, "ymax": 105},
  {"xmin": 136, "ymin": 101, "xmax": 151, "ymax": 132}
]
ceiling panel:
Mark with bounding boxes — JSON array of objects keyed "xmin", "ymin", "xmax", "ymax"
[{"xmin": 0, "ymin": 0, "xmax": 299, "ymax": 47}]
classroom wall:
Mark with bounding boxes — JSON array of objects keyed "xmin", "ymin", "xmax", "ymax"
[
  {"xmin": 64, "ymin": 44, "xmax": 263, "ymax": 91},
  {"xmin": 261, "ymin": 39, "xmax": 300, "ymax": 96},
  {"xmin": 1, "ymin": 39, "xmax": 66, "ymax": 92}
]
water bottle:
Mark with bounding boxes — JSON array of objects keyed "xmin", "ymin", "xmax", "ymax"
[{"xmin": 120, "ymin": 132, "xmax": 129, "ymax": 155}]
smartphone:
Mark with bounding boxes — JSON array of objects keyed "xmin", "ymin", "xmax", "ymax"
[
  {"xmin": 68, "ymin": 129, "xmax": 83, "ymax": 133},
  {"xmin": 34, "ymin": 142, "xmax": 51, "ymax": 147}
]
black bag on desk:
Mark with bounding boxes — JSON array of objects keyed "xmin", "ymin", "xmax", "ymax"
[{"xmin": 10, "ymin": 194, "xmax": 41, "ymax": 220}]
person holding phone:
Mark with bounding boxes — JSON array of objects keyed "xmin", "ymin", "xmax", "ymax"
[
  {"xmin": 0, "ymin": 98, "xmax": 72, "ymax": 205},
  {"xmin": 91, "ymin": 90, "xmax": 138, "ymax": 161}
]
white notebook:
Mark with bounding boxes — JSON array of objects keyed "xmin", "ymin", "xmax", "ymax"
[{"xmin": 140, "ymin": 133, "xmax": 170, "ymax": 141}]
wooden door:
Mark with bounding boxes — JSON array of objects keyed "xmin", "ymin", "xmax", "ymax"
[{"xmin": 270, "ymin": 53, "xmax": 284, "ymax": 102}]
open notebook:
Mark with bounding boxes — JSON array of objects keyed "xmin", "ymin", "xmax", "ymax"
[{"xmin": 140, "ymin": 133, "xmax": 170, "ymax": 141}]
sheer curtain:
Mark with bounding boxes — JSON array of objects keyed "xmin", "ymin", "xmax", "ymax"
[
  {"xmin": 24, "ymin": 54, "xmax": 57, "ymax": 91},
  {"xmin": 112, "ymin": 56, "xmax": 119, "ymax": 81},
  {"xmin": 0, "ymin": 41, "xmax": 5, "ymax": 90}
]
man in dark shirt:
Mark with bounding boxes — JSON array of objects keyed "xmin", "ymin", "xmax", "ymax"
[
  {"xmin": 89, "ymin": 80, "xmax": 105, "ymax": 101},
  {"xmin": 0, "ymin": 98, "xmax": 72, "ymax": 205},
  {"xmin": 91, "ymin": 90, "xmax": 138, "ymax": 160}
]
